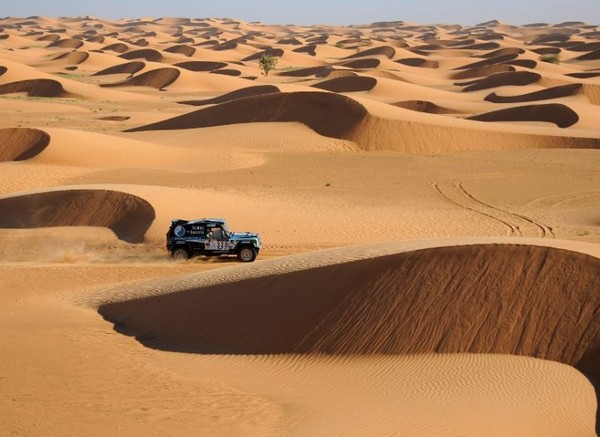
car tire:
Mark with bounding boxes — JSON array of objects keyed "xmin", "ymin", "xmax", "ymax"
[
  {"xmin": 237, "ymin": 246, "xmax": 257, "ymax": 262},
  {"xmin": 171, "ymin": 247, "xmax": 190, "ymax": 260}
]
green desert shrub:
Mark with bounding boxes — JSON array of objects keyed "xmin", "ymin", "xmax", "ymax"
[{"xmin": 259, "ymin": 54, "xmax": 278, "ymax": 76}]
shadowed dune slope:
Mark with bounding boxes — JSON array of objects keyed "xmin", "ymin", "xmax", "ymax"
[
  {"xmin": 242, "ymin": 48, "xmax": 284, "ymax": 62},
  {"xmin": 485, "ymin": 84, "xmax": 582, "ymax": 103},
  {"xmin": 392, "ymin": 100, "xmax": 463, "ymax": 114},
  {"xmin": 278, "ymin": 66, "xmax": 331, "ymax": 77},
  {"xmin": 164, "ymin": 45, "xmax": 196, "ymax": 57},
  {"xmin": 47, "ymin": 38, "xmax": 84, "ymax": 49},
  {"xmin": 0, "ymin": 79, "xmax": 71, "ymax": 97},
  {"xmin": 452, "ymin": 64, "xmax": 515, "ymax": 80},
  {"xmin": 210, "ymin": 69, "xmax": 241, "ymax": 77},
  {"xmin": 119, "ymin": 49, "xmax": 163, "ymax": 62},
  {"xmin": 340, "ymin": 58, "xmax": 381, "ymax": 69},
  {"xmin": 127, "ymin": 91, "xmax": 369, "ymax": 140},
  {"xmin": 567, "ymin": 72, "xmax": 600, "ymax": 79},
  {"xmin": 468, "ymin": 104, "xmax": 580, "ymax": 128},
  {"xmin": 102, "ymin": 67, "xmax": 180, "ymax": 90},
  {"xmin": 0, "ymin": 128, "xmax": 50, "ymax": 161},
  {"xmin": 312, "ymin": 76, "xmax": 377, "ymax": 92},
  {"xmin": 52, "ymin": 51, "xmax": 89, "ymax": 65},
  {"xmin": 455, "ymin": 54, "xmax": 518, "ymax": 70},
  {"xmin": 174, "ymin": 61, "xmax": 227, "ymax": 72},
  {"xmin": 93, "ymin": 61, "xmax": 145, "ymax": 77},
  {"xmin": 461, "ymin": 71, "xmax": 541, "ymax": 92},
  {"xmin": 575, "ymin": 49, "xmax": 600, "ymax": 61},
  {"xmin": 101, "ymin": 43, "xmax": 129, "ymax": 53},
  {"xmin": 98, "ymin": 245, "xmax": 600, "ymax": 379},
  {"xmin": 0, "ymin": 190, "xmax": 155, "ymax": 243},
  {"xmin": 395, "ymin": 58, "xmax": 439, "ymax": 68},
  {"xmin": 179, "ymin": 85, "xmax": 280, "ymax": 106},
  {"xmin": 344, "ymin": 46, "xmax": 396, "ymax": 59}
]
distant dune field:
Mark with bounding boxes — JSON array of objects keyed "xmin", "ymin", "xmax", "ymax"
[{"xmin": 0, "ymin": 15, "xmax": 599, "ymax": 437}]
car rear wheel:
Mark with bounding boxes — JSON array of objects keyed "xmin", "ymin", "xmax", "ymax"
[
  {"xmin": 237, "ymin": 246, "xmax": 257, "ymax": 262},
  {"xmin": 171, "ymin": 247, "xmax": 190, "ymax": 260}
]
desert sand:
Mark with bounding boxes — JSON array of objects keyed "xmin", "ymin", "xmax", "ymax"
[{"xmin": 0, "ymin": 15, "xmax": 600, "ymax": 436}]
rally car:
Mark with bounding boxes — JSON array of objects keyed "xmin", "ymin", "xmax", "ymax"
[{"xmin": 166, "ymin": 218, "xmax": 261, "ymax": 262}]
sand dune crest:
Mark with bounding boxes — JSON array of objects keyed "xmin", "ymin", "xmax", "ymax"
[
  {"xmin": 0, "ymin": 79, "xmax": 71, "ymax": 97},
  {"xmin": 0, "ymin": 189, "xmax": 155, "ymax": 243},
  {"xmin": 98, "ymin": 244, "xmax": 600, "ymax": 381},
  {"xmin": 468, "ymin": 103, "xmax": 580, "ymax": 127},
  {"xmin": 0, "ymin": 128, "xmax": 50, "ymax": 161},
  {"xmin": 92, "ymin": 61, "xmax": 145, "ymax": 77},
  {"xmin": 102, "ymin": 67, "xmax": 180, "ymax": 90},
  {"xmin": 127, "ymin": 91, "xmax": 369, "ymax": 140},
  {"xmin": 179, "ymin": 85, "xmax": 280, "ymax": 106}
]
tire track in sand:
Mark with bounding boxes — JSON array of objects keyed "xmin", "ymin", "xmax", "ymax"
[{"xmin": 432, "ymin": 180, "xmax": 554, "ymax": 238}]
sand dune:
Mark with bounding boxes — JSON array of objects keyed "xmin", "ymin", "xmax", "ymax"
[
  {"xmin": 126, "ymin": 90, "xmax": 600, "ymax": 152},
  {"xmin": 575, "ymin": 49, "xmax": 600, "ymax": 60},
  {"xmin": 92, "ymin": 60, "xmax": 145, "ymax": 76},
  {"xmin": 242, "ymin": 48, "xmax": 284, "ymax": 62},
  {"xmin": 51, "ymin": 51, "xmax": 90, "ymax": 65},
  {"xmin": 179, "ymin": 85, "xmax": 280, "ymax": 106},
  {"xmin": 0, "ymin": 128, "xmax": 50, "ymax": 161},
  {"xmin": 339, "ymin": 58, "xmax": 381, "ymax": 69},
  {"xmin": 102, "ymin": 67, "xmax": 180, "ymax": 90},
  {"xmin": 119, "ymin": 48, "xmax": 163, "ymax": 62},
  {"xmin": 127, "ymin": 91, "xmax": 368, "ymax": 140},
  {"xmin": 101, "ymin": 42, "xmax": 129, "ymax": 53},
  {"xmin": 392, "ymin": 100, "xmax": 464, "ymax": 114},
  {"xmin": 0, "ymin": 189, "xmax": 155, "ymax": 243},
  {"xmin": 0, "ymin": 78, "xmax": 72, "ymax": 97},
  {"xmin": 395, "ymin": 57, "xmax": 439, "ymax": 68},
  {"xmin": 277, "ymin": 66, "xmax": 331, "ymax": 77},
  {"xmin": 451, "ymin": 64, "xmax": 515, "ymax": 79},
  {"xmin": 174, "ymin": 60, "xmax": 227, "ymax": 71},
  {"xmin": 47, "ymin": 38, "xmax": 84, "ymax": 49},
  {"xmin": 1, "ymin": 15, "xmax": 600, "ymax": 437},
  {"xmin": 468, "ymin": 103, "xmax": 580, "ymax": 127},
  {"xmin": 455, "ymin": 54, "xmax": 519, "ymax": 70},
  {"xmin": 344, "ymin": 45, "xmax": 396, "ymax": 59},
  {"xmin": 164, "ymin": 44, "xmax": 195, "ymax": 57},
  {"xmin": 98, "ymin": 244, "xmax": 600, "ymax": 378},
  {"xmin": 312, "ymin": 76, "xmax": 378, "ymax": 92},
  {"xmin": 485, "ymin": 83, "xmax": 582, "ymax": 102},
  {"xmin": 460, "ymin": 71, "xmax": 541, "ymax": 91}
]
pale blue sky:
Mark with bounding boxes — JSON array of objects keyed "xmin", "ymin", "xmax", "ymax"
[{"xmin": 2, "ymin": 0, "xmax": 599, "ymax": 25}]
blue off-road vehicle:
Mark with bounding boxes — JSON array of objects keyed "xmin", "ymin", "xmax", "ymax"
[{"xmin": 166, "ymin": 218, "xmax": 262, "ymax": 262}]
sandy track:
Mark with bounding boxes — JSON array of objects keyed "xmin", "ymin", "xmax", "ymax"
[{"xmin": 432, "ymin": 180, "xmax": 555, "ymax": 237}]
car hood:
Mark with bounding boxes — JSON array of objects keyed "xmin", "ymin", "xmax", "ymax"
[{"xmin": 229, "ymin": 232, "xmax": 260, "ymax": 240}]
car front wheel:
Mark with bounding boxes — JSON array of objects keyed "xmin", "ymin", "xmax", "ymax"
[
  {"xmin": 237, "ymin": 246, "xmax": 257, "ymax": 262},
  {"xmin": 171, "ymin": 247, "xmax": 190, "ymax": 260}
]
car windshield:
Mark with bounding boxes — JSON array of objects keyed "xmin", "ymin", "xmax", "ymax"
[{"xmin": 222, "ymin": 223, "xmax": 230, "ymax": 234}]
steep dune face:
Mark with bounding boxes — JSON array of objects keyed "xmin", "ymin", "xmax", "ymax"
[
  {"xmin": 93, "ymin": 61, "xmax": 145, "ymax": 77},
  {"xmin": 485, "ymin": 83, "xmax": 583, "ymax": 103},
  {"xmin": 99, "ymin": 244, "xmax": 600, "ymax": 378},
  {"xmin": 0, "ymin": 128, "xmax": 50, "ymax": 161},
  {"xmin": 0, "ymin": 79, "xmax": 71, "ymax": 97},
  {"xmin": 468, "ymin": 103, "xmax": 580, "ymax": 128},
  {"xmin": 178, "ymin": 85, "xmax": 280, "ymax": 106},
  {"xmin": 102, "ymin": 67, "xmax": 180, "ymax": 90},
  {"xmin": 460, "ymin": 71, "xmax": 541, "ymax": 92},
  {"xmin": 0, "ymin": 190, "xmax": 155, "ymax": 243},
  {"xmin": 312, "ymin": 76, "xmax": 377, "ymax": 92},
  {"xmin": 127, "ymin": 91, "xmax": 369, "ymax": 140},
  {"xmin": 126, "ymin": 91, "xmax": 600, "ymax": 152}
]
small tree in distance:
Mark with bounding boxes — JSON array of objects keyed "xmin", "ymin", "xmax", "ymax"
[{"xmin": 259, "ymin": 54, "xmax": 278, "ymax": 76}]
